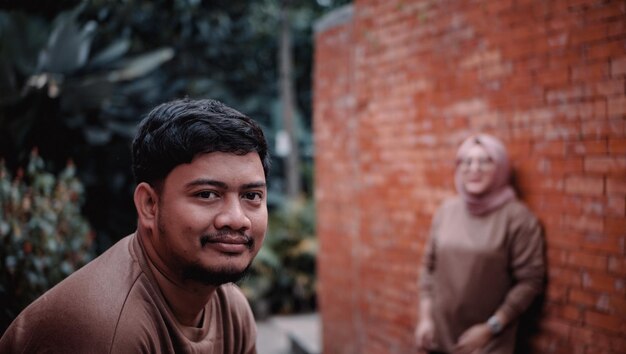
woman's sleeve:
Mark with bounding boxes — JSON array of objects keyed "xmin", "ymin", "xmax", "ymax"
[
  {"xmin": 418, "ymin": 208, "xmax": 443, "ymax": 300},
  {"xmin": 497, "ymin": 211, "xmax": 545, "ymax": 321}
]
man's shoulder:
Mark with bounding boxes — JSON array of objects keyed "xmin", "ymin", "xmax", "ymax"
[
  {"xmin": 44, "ymin": 234, "xmax": 142, "ymax": 313},
  {"xmin": 0, "ymin": 235, "xmax": 144, "ymax": 353}
]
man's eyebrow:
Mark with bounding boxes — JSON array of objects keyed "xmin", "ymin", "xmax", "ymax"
[
  {"xmin": 186, "ymin": 179, "xmax": 228, "ymax": 189},
  {"xmin": 185, "ymin": 179, "xmax": 266, "ymax": 190},
  {"xmin": 242, "ymin": 181, "xmax": 267, "ymax": 190}
]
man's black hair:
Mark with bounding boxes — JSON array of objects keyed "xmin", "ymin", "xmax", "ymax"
[{"xmin": 132, "ymin": 98, "xmax": 270, "ymax": 186}]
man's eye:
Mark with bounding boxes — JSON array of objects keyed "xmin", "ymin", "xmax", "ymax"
[
  {"xmin": 243, "ymin": 192, "xmax": 262, "ymax": 201},
  {"xmin": 197, "ymin": 191, "xmax": 217, "ymax": 199}
]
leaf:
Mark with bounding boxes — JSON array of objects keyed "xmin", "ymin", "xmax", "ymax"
[
  {"xmin": 253, "ymin": 247, "xmax": 282, "ymax": 270},
  {"xmin": 84, "ymin": 126, "xmax": 112, "ymax": 145},
  {"xmin": 107, "ymin": 47, "xmax": 174, "ymax": 82},
  {"xmin": 88, "ymin": 38, "xmax": 131, "ymax": 68},
  {"xmin": 105, "ymin": 121, "xmax": 139, "ymax": 139},
  {"xmin": 38, "ymin": 6, "xmax": 97, "ymax": 74},
  {"xmin": 0, "ymin": 12, "xmax": 48, "ymax": 76},
  {"xmin": 61, "ymin": 75, "xmax": 115, "ymax": 111}
]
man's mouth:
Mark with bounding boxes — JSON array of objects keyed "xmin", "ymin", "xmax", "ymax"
[{"xmin": 200, "ymin": 233, "xmax": 254, "ymax": 253}]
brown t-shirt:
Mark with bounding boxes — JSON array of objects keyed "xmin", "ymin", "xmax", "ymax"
[
  {"xmin": 0, "ymin": 234, "xmax": 257, "ymax": 353},
  {"xmin": 419, "ymin": 197, "xmax": 544, "ymax": 354}
]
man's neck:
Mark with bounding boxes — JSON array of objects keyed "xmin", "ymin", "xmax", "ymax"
[{"xmin": 137, "ymin": 230, "xmax": 217, "ymax": 327}]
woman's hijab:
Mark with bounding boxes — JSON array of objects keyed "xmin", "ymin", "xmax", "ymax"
[{"xmin": 454, "ymin": 134, "xmax": 516, "ymax": 215}]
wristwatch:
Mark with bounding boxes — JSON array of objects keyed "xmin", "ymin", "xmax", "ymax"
[{"xmin": 487, "ymin": 316, "xmax": 503, "ymax": 335}]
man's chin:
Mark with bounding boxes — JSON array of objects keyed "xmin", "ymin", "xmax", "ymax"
[{"xmin": 182, "ymin": 264, "xmax": 251, "ymax": 287}]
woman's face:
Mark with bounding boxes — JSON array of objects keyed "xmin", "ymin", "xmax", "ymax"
[{"xmin": 458, "ymin": 144, "xmax": 497, "ymax": 196}]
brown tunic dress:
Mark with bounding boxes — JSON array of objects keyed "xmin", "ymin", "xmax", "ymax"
[
  {"xmin": 0, "ymin": 233, "xmax": 257, "ymax": 353},
  {"xmin": 419, "ymin": 197, "xmax": 544, "ymax": 354}
]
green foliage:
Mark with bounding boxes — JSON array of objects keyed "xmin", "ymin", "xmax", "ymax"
[
  {"xmin": 0, "ymin": 150, "xmax": 94, "ymax": 331},
  {"xmin": 240, "ymin": 197, "xmax": 317, "ymax": 318},
  {"xmin": 0, "ymin": 0, "xmax": 350, "ymax": 319},
  {"xmin": 0, "ymin": 0, "xmax": 349, "ymax": 247}
]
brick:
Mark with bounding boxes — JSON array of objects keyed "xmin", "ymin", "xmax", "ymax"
[
  {"xmin": 561, "ymin": 304, "xmax": 583, "ymax": 322},
  {"xmin": 571, "ymin": 326, "xmax": 613, "ymax": 349},
  {"xmin": 547, "ymin": 248, "xmax": 569, "ymax": 266},
  {"xmin": 539, "ymin": 158, "xmax": 584, "ymax": 174},
  {"xmin": 595, "ymin": 293, "xmax": 612, "ymax": 312},
  {"xmin": 564, "ymin": 176, "xmax": 604, "ymax": 196},
  {"xmin": 605, "ymin": 218, "xmax": 626, "ymax": 236},
  {"xmin": 545, "ymin": 226, "xmax": 583, "ymax": 250},
  {"xmin": 613, "ymin": 336, "xmax": 626, "ymax": 353},
  {"xmin": 563, "ymin": 214, "xmax": 604, "ymax": 233},
  {"xmin": 547, "ymin": 283, "xmax": 569, "ymax": 302},
  {"xmin": 584, "ymin": 2, "xmax": 626, "ymax": 23},
  {"xmin": 537, "ymin": 69, "xmax": 569, "ymax": 87},
  {"xmin": 549, "ymin": 266, "xmax": 582, "ymax": 287},
  {"xmin": 567, "ymin": 251, "xmax": 608, "ymax": 271},
  {"xmin": 504, "ymin": 38, "xmax": 549, "ymax": 59},
  {"xmin": 592, "ymin": 79, "xmax": 625, "ymax": 97},
  {"xmin": 570, "ymin": 23, "xmax": 609, "ymax": 46},
  {"xmin": 608, "ymin": 118, "xmax": 626, "ymax": 137},
  {"xmin": 582, "ymin": 271, "xmax": 625, "ymax": 293},
  {"xmin": 582, "ymin": 233, "xmax": 624, "ymax": 254},
  {"xmin": 586, "ymin": 41, "xmax": 626, "ymax": 61},
  {"xmin": 572, "ymin": 61, "xmax": 610, "ymax": 82},
  {"xmin": 607, "ymin": 177, "xmax": 626, "ymax": 195},
  {"xmin": 569, "ymin": 288, "xmax": 597, "ymax": 307},
  {"xmin": 608, "ymin": 96, "xmax": 626, "ymax": 116},
  {"xmin": 584, "ymin": 310, "xmax": 622, "ymax": 333},
  {"xmin": 532, "ymin": 336, "xmax": 564, "ymax": 354},
  {"xmin": 608, "ymin": 256, "xmax": 626, "ymax": 276},
  {"xmin": 609, "ymin": 139, "xmax": 626, "ymax": 154},
  {"xmin": 546, "ymin": 86, "xmax": 585, "ymax": 104},
  {"xmin": 581, "ymin": 119, "xmax": 623, "ymax": 139},
  {"xmin": 611, "ymin": 56, "xmax": 626, "ymax": 77},
  {"xmin": 540, "ymin": 318, "xmax": 572, "ymax": 338},
  {"xmin": 485, "ymin": 0, "xmax": 514, "ymax": 14},
  {"xmin": 584, "ymin": 156, "xmax": 626, "ymax": 175},
  {"xmin": 547, "ymin": 51, "xmax": 585, "ymax": 69},
  {"xmin": 582, "ymin": 197, "xmax": 608, "ymax": 217},
  {"xmin": 530, "ymin": 194, "xmax": 580, "ymax": 214},
  {"xmin": 565, "ymin": 140, "xmax": 607, "ymax": 155},
  {"xmin": 555, "ymin": 101, "xmax": 604, "ymax": 121},
  {"xmin": 606, "ymin": 196, "xmax": 625, "ymax": 217},
  {"xmin": 608, "ymin": 19, "xmax": 625, "ymax": 37},
  {"xmin": 607, "ymin": 295, "xmax": 626, "ymax": 316},
  {"xmin": 532, "ymin": 121, "xmax": 582, "ymax": 141}
]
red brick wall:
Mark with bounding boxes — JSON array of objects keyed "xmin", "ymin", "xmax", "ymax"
[{"xmin": 313, "ymin": 1, "xmax": 626, "ymax": 353}]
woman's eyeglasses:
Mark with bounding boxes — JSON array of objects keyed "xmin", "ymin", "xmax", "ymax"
[{"xmin": 458, "ymin": 157, "xmax": 495, "ymax": 171}]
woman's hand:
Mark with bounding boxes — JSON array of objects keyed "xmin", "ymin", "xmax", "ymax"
[
  {"xmin": 415, "ymin": 318, "xmax": 436, "ymax": 352},
  {"xmin": 452, "ymin": 323, "xmax": 492, "ymax": 354}
]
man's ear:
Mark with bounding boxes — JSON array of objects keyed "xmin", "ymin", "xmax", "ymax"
[{"xmin": 134, "ymin": 182, "xmax": 159, "ymax": 231}]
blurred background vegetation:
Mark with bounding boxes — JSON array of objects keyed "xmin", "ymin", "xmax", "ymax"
[{"xmin": 0, "ymin": 0, "xmax": 349, "ymax": 331}]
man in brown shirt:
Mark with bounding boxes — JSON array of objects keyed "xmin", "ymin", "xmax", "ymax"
[{"xmin": 0, "ymin": 99, "xmax": 270, "ymax": 353}]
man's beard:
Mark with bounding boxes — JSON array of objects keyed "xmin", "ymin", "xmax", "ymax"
[
  {"xmin": 157, "ymin": 216, "xmax": 255, "ymax": 287},
  {"xmin": 181, "ymin": 262, "xmax": 252, "ymax": 286}
]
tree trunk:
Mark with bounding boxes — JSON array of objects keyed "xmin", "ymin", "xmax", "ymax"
[{"xmin": 279, "ymin": 1, "xmax": 301, "ymax": 199}]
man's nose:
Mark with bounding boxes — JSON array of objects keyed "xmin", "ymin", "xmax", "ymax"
[{"xmin": 214, "ymin": 197, "xmax": 251, "ymax": 231}]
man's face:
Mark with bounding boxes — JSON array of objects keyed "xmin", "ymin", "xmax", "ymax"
[{"xmin": 153, "ymin": 152, "xmax": 267, "ymax": 286}]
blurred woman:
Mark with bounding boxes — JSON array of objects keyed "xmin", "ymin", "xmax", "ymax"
[{"xmin": 415, "ymin": 134, "xmax": 544, "ymax": 354}]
